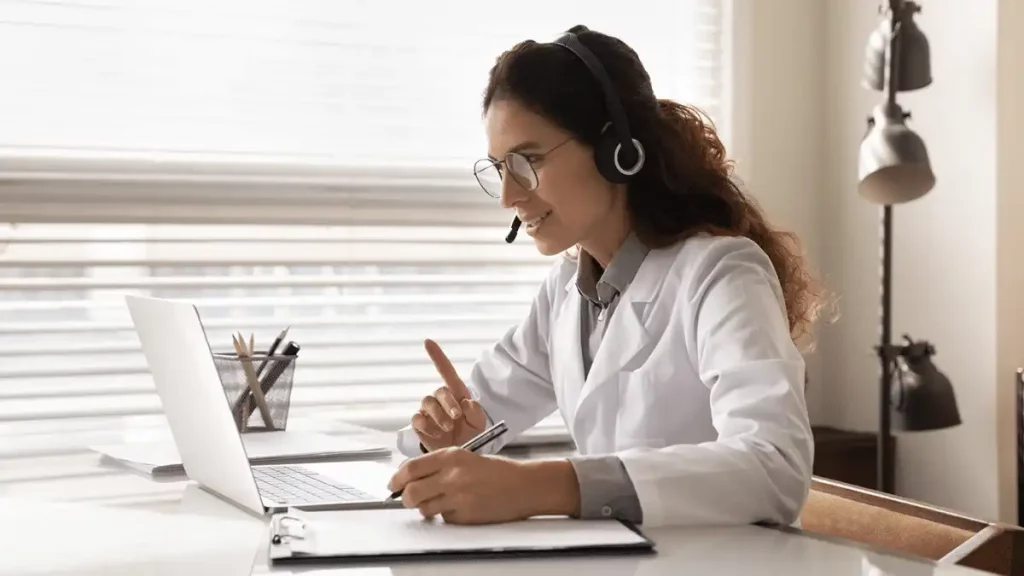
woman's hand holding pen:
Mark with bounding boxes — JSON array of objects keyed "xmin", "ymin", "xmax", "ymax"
[
  {"xmin": 412, "ymin": 339, "xmax": 487, "ymax": 451},
  {"xmin": 388, "ymin": 445, "xmax": 581, "ymax": 525},
  {"xmin": 388, "ymin": 449, "xmax": 534, "ymax": 524}
]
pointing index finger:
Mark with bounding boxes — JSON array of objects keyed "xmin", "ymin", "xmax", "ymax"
[{"xmin": 424, "ymin": 339, "xmax": 472, "ymax": 401}]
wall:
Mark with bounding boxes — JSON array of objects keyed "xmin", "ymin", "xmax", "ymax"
[
  {"xmin": 995, "ymin": 0, "xmax": 1024, "ymax": 524},
  {"xmin": 815, "ymin": 0, "xmax": 1014, "ymax": 522},
  {"xmin": 725, "ymin": 0, "xmax": 827, "ymax": 423},
  {"xmin": 732, "ymin": 0, "xmax": 1022, "ymax": 521}
]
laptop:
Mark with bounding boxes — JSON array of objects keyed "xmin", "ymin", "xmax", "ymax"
[{"xmin": 125, "ymin": 294, "xmax": 402, "ymax": 516}]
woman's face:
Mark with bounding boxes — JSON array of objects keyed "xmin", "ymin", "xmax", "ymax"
[{"xmin": 484, "ymin": 99, "xmax": 625, "ymax": 258}]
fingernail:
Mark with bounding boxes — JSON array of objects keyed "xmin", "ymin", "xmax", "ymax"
[
  {"xmin": 444, "ymin": 422, "xmax": 453, "ymax": 431},
  {"xmin": 449, "ymin": 409, "xmax": 460, "ymax": 418}
]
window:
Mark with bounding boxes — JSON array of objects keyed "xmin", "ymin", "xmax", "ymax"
[{"xmin": 0, "ymin": 0, "xmax": 727, "ymax": 465}]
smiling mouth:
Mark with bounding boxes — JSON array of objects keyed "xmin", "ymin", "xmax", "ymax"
[{"xmin": 523, "ymin": 211, "xmax": 552, "ymax": 230}]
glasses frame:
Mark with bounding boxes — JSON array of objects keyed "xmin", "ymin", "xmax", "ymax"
[{"xmin": 473, "ymin": 137, "xmax": 573, "ymax": 198}]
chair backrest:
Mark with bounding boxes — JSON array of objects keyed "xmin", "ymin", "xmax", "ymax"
[
  {"xmin": 1016, "ymin": 368, "xmax": 1023, "ymax": 526},
  {"xmin": 800, "ymin": 477, "xmax": 1020, "ymax": 575}
]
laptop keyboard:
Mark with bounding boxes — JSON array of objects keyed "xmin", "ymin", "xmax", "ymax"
[{"xmin": 253, "ymin": 465, "xmax": 376, "ymax": 505}]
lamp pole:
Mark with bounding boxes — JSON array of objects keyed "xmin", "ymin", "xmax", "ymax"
[
  {"xmin": 878, "ymin": 203, "xmax": 895, "ymax": 494},
  {"xmin": 875, "ymin": 0, "xmax": 904, "ymax": 495},
  {"xmin": 861, "ymin": 1, "xmax": 959, "ymax": 492}
]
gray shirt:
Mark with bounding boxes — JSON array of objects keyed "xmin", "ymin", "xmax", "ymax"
[{"xmin": 567, "ymin": 234, "xmax": 650, "ymax": 524}]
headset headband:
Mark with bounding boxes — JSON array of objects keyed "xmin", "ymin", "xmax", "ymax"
[{"xmin": 553, "ymin": 32, "xmax": 641, "ymax": 171}]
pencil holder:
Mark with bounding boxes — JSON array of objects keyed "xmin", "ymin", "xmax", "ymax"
[{"xmin": 213, "ymin": 351, "xmax": 297, "ymax": 433}]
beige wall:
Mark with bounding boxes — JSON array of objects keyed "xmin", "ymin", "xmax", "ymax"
[
  {"xmin": 725, "ymin": 0, "xmax": 827, "ymax": 421},
  {"xmin": 732, "ymin": 0, "xmax": 1023, "ymax": 522},
  {"xmin": 820, "ymin": 0, "xmax": 1001, "ymax": 520},
  {"xmin": 996, "ymin": 0, "xmax": 1024, "ymax": 524}
]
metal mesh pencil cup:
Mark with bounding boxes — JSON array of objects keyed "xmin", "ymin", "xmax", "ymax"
[{"xmin": 213, "ymin": 351, "xmax": 297, "ymax": 433}]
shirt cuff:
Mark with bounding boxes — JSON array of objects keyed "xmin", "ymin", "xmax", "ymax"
[
  {"xmin": 568, "ymin": 455, "xmax": 644, "ymax": 524},
  {"xmin": 396, "ymin": 426, "xmax": 425, "ymax": 457}
]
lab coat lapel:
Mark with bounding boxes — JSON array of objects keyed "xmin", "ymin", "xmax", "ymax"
[
  {"xmin": 571, "ymin": 256, "xmax": 660, "ymax": 435},
  {"xmin": 552, "ymin": 272, "xmax": 585, "ymax": 426}
]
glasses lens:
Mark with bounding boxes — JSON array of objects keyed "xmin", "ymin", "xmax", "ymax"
[
  {"xmin": 507, "ymin": 153, "xmax": 538, "ymax": 191},
  {"xmin": 473, "ymin": 159, "xmax": 502, "ymax": 198}
]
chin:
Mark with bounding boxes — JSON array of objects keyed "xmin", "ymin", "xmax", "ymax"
[{"xmin": 532, "ymin": 236, "xmax": 573, "ymax": 257}]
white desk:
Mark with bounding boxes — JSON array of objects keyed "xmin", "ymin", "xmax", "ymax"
[{"xmin": 0, "ymin": 418, "xmax": 993, "ymax": 576}]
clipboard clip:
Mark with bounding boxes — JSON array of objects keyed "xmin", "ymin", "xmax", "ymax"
[{"xmin": 270, "ymin": 514, "xmax": 308, "ymax": 545}]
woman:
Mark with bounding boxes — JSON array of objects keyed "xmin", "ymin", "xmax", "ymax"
[{"xmin": 387, "ymin": 25, "xmax": 824, "ymax": 528}]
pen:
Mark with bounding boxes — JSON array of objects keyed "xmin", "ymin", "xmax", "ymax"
[
  {"xmin": 243, "ymin": 340, "xmax": 301, "ymax": 422},
  {"xmin": 255, "ymin": 326, "xmax": 290, "ymax": 378},
  {"xmin": 385, "ymin": 419, "xmax": 508, "ymax": 502}
]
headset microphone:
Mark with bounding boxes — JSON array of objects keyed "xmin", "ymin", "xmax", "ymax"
[{"xmin": 505, "ymin": 216, "xmax": 522, "ymax": 243}]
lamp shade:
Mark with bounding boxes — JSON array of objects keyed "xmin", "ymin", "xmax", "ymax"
[
  {"xmin": 862, "ymin": 0, "xmax": 932, "ymax": 92},
  {"xmin": 890, "ymin": 336, "xmax": 961, "ymax": 432},
  {"xmin": 858, "ymin": 102, "xmax": 935, "ymax": 204}
]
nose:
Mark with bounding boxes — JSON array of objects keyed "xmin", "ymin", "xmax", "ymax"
[{"xmin": 499, "ymin": 173, "xmax": 530, "ymax": 210}]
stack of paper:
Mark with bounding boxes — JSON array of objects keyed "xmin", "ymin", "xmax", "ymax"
[{"xmin": 91, "ymin": 430, "xmax": 391, "ymax": 476}]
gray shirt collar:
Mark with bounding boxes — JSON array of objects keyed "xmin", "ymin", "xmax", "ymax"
[{"xmin": 576, "ymin": 233, "xmax": 650, "ymax": 307}]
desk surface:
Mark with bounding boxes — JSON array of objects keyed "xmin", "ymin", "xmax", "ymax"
[{"xmin": 0, "ymin": 417, "xmax": 993, "ymax": 576}]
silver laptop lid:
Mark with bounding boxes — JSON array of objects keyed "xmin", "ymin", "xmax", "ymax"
[{"xmin": 125, "ymin": 295, "xmax": 265, "ymax": 515}]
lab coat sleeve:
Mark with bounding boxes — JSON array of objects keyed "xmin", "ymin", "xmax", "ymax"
[
  {"xmin": 617, "ymin": 238, "xmax": 813, "ymax": 527},
  {"xmin": 395, "ymin": 262, "xmax": 563, "ymax": 457}
]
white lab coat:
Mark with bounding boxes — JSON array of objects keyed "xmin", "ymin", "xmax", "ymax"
[{"xmin": 397, "ymin": 234, "xmax": 813, "ymax": 527}]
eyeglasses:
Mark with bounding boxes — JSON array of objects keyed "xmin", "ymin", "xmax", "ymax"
[{"xmin": 472, "ymin": 137, "xmax": 573, "ymax": 198}]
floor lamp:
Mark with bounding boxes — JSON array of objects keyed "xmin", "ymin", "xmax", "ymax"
[{"xmin": 858, "ymin": 0, "xmax": 961, "ymax": 494}]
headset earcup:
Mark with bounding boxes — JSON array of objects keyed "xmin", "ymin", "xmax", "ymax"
[{"xmin": 594, "ymin": 125, "xmax": 629, "ymax": 184}]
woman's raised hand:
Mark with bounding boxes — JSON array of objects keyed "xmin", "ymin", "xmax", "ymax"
[{"xmin": 411, "ymin": 339, "xmax": 487, "ymax": 451}]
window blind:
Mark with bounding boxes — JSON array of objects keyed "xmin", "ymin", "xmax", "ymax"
[{"xmin": 0, "ymin": 0, "xmax": 727, "ymax": 463}]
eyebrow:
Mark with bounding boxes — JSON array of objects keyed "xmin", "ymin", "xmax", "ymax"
[{"xmin": 487, "ymin": 140, "xmax": 542, "ymax": 161}]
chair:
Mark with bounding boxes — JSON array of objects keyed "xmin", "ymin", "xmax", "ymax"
[
  {"xmin": 1016, "ymin": 368, "xmax": 1023, "ymax": 527},
  {"xmin": 800, "ymin": 476, "xmax": 1022, "ymax": 574}
]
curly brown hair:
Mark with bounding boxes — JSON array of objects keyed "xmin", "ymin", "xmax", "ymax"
[{"xmin": 483, "ymin": 25, "xmax": 826, "ymax": 347}]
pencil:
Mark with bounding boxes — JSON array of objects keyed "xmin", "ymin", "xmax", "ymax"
[{"xmin": 233, "ymin": 334, "xmax": 274, "ymax": 428}]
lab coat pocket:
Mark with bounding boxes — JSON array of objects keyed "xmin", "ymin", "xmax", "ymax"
[{"xmin": 615, "ymin": 369, "xmax": 669, "ymax": 451}]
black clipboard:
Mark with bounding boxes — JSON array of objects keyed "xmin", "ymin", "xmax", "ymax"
[{"xmin": 267, "ymin": 510, "xmax": 656, "ymax": 566}]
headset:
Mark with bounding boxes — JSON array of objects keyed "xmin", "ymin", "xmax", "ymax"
[{"xmin": 505, "ymin": 26, "xmax": 646, "ymax": 243}]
